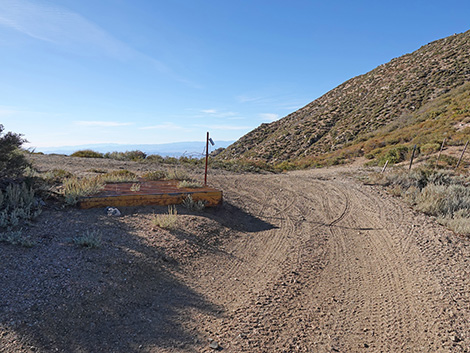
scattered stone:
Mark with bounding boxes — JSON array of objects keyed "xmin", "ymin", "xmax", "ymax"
[
  {"xmin": 208, "ymin": 338, "xmax": 219, "ymax": 349},
  {"xmin": 106, "ymin": 207, "xmax": 121, "ymax": 217}
]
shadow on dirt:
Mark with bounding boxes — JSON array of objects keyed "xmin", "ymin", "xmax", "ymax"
[
  {"xmin": 0, "ymin": 208, "xmax": 224, "ymax": 352},
  {"xmin": 202, "ymin": 200, "xmax": 278, "ymax": 233}
]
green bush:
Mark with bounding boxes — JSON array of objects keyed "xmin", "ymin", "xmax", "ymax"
[
  {"xmin": 104, "ymin": 150, "xmax": 147, "ymax": 161},
  {"xmin": 0, "ymin": 125, "xmax": 30, "ymax": 181},
  {"xmin": 70, "ymin": 150, "xmax": 104, "ymax": 158},
  {"xmin": 420, "ymin": 142, "xmax": 441, "ymax": 155}
]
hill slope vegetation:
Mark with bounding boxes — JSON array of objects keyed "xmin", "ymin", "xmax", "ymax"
[{"xmin": 217, "ymin": 30, "xmax": 470, "ymax": 168}]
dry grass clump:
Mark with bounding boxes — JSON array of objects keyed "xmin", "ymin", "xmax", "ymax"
[
  {"xmin": 73, "ymin": 229, "xmax": 102, "ymax": 248},
  {"xmin": 374, "ymin": 166, "xmax": 470, "ymax": 235},
  {"xmin": 152, "ymin": 206, "xmax": 178, "ymax": 229},
  {"xmin": 142, "ymin": 170, "xmax": 167, "ymax": 181},
  {"xmin": 165, "ymin": 168, "xmax": 190, "ymax": 181},
  {"xmin": 130, "ymin": 183, "xmax": 141, "ymax": 192},
  {"xmin": 182, "ymin": 195, "xmax": 205, "ymax": 212},
  {"xmin": 439, "ymin": 210, "xmax": 470, "ymax": 235},
  {"xmin": 98, "ymin": 170, "xmax": 138, "ymax": 183},
  {"xmin": 177, "ymin": 180, "xmax": 203, "ymax": 189},
  {"xmin": 62, "ymin": 177, "xmax": 105, "ymax": 205}
]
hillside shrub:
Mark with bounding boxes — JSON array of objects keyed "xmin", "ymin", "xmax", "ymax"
[{"xmin": 372, "ymin": 166, "xmax": 470, "ymax": 235}]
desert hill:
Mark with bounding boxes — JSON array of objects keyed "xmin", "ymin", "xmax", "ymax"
[{"xmin": 217, "ymin": 30, "xmax": 470, "ymax": 168}]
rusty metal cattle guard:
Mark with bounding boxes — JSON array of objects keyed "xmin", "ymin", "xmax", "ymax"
[{"xmin": 78, "ymin": 180, "xmax": 222, "ymax": 209}]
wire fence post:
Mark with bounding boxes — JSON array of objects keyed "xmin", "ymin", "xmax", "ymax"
[
  {"xmin": 204, "ymin": 132, "xmax": 209, "ymax": 186},
  {"xmin": 434, "ymin": 138, "xmax": 446, "ymax": 169},
  {"xmin": 381, "ymin": 160, "xmax": 389, "ymax": 173},
  {"xmin": 409, "ymin": 144, "xmax": 417, "ymax": 170},
  {"xmin": 456, "ymin": 140, "xmax": 469, "ymax": 169}
]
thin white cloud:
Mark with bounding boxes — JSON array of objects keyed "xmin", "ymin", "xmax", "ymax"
[
  {"xmin": 201, "ymin": 109, "xmax": 217, "ymax": 114},
  {"xmin": 199, "ymin": 109, "xmax": 238, "ymax": 118},
  {"xmin": 140, "ymin": 122, "xmax": 184, "ymax": 130},
  {"xmin": 0, "ymin": 0, "xmax": 131, "ymax": 58},
  {"xmin": 237, "ymin": 95, "xmax": 268, "ymax": 103},
  {"xmin": 0, "ymin": 0, "xmax": 199, "ymax": 87},
  {"xmin": 74, "ymin": 121, "xmax": 132, "ymax": 127},
  {"xmin": 0, "ymin": 108, "xmax": 21, "ymax": 117},
  {"xmin": 206, "ymin": 125, "xmax": 253, "ymax": 131},
  {"xmin": 259, "ymin": 113, "xmax": 279, "ymax": 122}
]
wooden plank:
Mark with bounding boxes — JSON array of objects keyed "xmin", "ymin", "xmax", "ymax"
[{"xmin": 78, "ymin": 190, "xmax": 222, "ymax": 209}]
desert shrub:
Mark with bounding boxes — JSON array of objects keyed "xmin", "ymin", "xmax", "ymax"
[
  {"xmin": 73, "ymin": 229, "xmax": 102, "ymax": 248},
  {"xmin": 145, "ymin": 154, "xmax": 165, "ymax": 163},
  {"xmin": 104, "ymin": 150, "xmax": 147, "ymax": 161},
  {"xmin": 98, "ymin": 170, "xmax": 138, "ymax": 183},
  {"xmin": 177, "ymin": 180, "xmax": 203, "ymax": 188},
  {"xmin": 40, "ymin": 169, "xmax": 74, "ymax": 185},
  {"xmin": 420, "ymin": 142, "xmax": 441, "ymax": 155},
  {"xmin": 416, "ymin": 184, "xmax": 470, "ymax": 217},
  {"xmin": 0, "ymin": 183, "xmax": 42, "ymax": 229},
  {"xmin": 182, "ymin": 195, "xmax": 205, "ymax": 212},
  {"xmin": 436, "ymin": 154, "xmax": 459, "ymax": 168},
  {"xmin": 0, "ymin": 230, "xmax": 35, "ymax": 247},
  {"xmin": 378, "ymin": 167, "xmax": 431, "ymax": 190},
  {"xmin": 142, "ymin": 170, "xmax": 167, "ymax": 180},
  {"xmin": 62, "ymin": 177, "xmax": 105, "ymax": 205},
  {"xmin": 165, "ymin": 168, "xmax": 190, "ymax": 181},
  {"xmin": 0, "ymin": 125, "xmax": 30, "ymax": 181},
  {"xmin": 438, "ymin": 209, "xmax": 470, "ymax": 235},
  {"xmin": 378, "ymin": 145, "xmax": 410, "ymax": 165},
  {"xmin": 152, "ymin": 206, "xmax": 178, "ymax": 229},
  {"xmin": 70, "ymin": 150, "xmax": 104, "ymax": 158}
]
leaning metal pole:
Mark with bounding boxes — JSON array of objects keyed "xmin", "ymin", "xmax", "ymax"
[{"xmin": 204, "ymin": 131, "xmax": 209, "ymax": 186}]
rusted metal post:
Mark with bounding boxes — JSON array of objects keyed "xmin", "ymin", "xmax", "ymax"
[
  {"xmin": 434, "ymin": 138, "xmax": 446, "ymax": 168},
  {"xmin": 381, "ymin": 160, "xmax": 389, "ymax": 173},
  {"xmin": 409, "ymin": 144, "xmax": 417, "ymax": 170},
  {"xmin": 204, "ymin": 131, "xmax": 209, "ymax": 186},
  {"xmin": 456, "ymin": 140, "xmax": 468, "ymax": 169}
]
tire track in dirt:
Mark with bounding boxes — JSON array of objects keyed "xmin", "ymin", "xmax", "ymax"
[
  {"xmin": 302, "ymin": 177, "xmax": 454, "ymax": 352},
  {"xmin": 187, "ymin": 168, "xmax": 470, "ymax": 352}
]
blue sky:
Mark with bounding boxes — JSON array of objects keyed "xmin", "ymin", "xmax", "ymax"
[{"xmin": 0, "ymin": 0, "xmax": 469, "ymax": 149}]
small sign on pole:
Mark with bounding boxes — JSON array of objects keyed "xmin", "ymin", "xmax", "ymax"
[{"xmin": 204, "ymin": 132, "xmax": 215, "ymax": 186}]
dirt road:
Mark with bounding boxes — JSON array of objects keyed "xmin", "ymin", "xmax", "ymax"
[
  {"xmin": 2, "ymin": 156, "xmax": 470, "ymax": 352},
  {"xmin": 191, "ymin": 168, "xmax": 470, "ymax": 352}
]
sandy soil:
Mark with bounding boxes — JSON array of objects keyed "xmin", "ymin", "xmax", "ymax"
[{"xmin": 1, "ymin": 154, "xmax": 470, "ymax": 352}]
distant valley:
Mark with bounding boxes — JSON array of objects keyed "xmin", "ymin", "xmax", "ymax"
[{"xmin": 34, "ymin": 141, "xmax": 234, "ymax": 158}]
